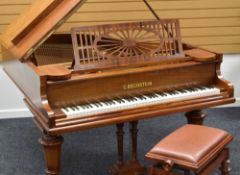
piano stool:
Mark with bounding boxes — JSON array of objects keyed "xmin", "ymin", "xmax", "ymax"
[{"xmin": 145, "ymin": 124, "xmax": 233, "ymax": 175}]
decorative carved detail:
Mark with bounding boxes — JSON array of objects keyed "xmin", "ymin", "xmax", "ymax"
[
  {"xmin": 71, "ymin": 19, "xmax": 184, "ymax": 71},
  {"xmin": 94, "ymin": 28, "xmax": 162, "ymax": 58}
]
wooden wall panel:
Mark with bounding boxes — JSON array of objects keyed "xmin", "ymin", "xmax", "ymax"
[{"xmin": 0, "ymin": 0, "xmax": 240, "ymax": 61}]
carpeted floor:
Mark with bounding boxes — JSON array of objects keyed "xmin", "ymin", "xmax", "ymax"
[{"xmin": 0, "ymin": 107, "xmax": 239, "ymax": 175}]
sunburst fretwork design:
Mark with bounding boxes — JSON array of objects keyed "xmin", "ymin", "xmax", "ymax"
[
  {"xmin": 71, "ymin": 19, "xmax": 183, "ymax": 71},
  {"xmin": 95, "ymin": 29, "xmax": 162, "ymax": 58}
]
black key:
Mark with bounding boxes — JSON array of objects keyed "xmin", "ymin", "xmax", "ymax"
[
  {"xmin": 183, "ymin": 89, "xmax": 190, "ymax": 93},
  {"xmin": 164, "ymin": 92, "xmax": 170, "ymax": 96},
  {"xmin": 173, "ymin": 91, "xmax": 179, "ymax": 94},
  {"xmin": 109, "ymin": 101, "xmax": 115, "ymax": 105},
  {"xmin": 81, "ymin": 105, "xmax": 87, "ymax": 110},
  {"xmin": 132, "ymin": 97, "xmax": 138, "ymax": 101},
  {"xmin": 131, "ymin": 97, "xmax": 136, "ymax": 101},
  {"xmin": 103, "ymin": 102, "xmax": 110, "ymax": 106},
  {"xmin": 146, "ymin": 94, "xmax": 154, "ymax": 99},
  {"xmin": 118, "ymin": 98, "xmax": 125, "ymax": 103},
  {"xmin": 129, "ymin": 98, "xmax": 134, "ymax": 102},
  {"xmin": 187, "ymin": 88, "xmax": 194, "ymax": 92},
  {"xmin": 95, "ymin": 102, "xmax": 103, "ymax": 107},
  {"xmin": 157, "ymin": 92, "xmax": 166, "ymax": 97},
  {"xmin": 133, "ymin": 97, "xmax": 140, "ymax": 101},
  {"xmin": 87, "ymin": 104, "xmax": 93, "ymax": 108},
  {"xmin": 178, "ymin": 89, "xmax": 186, "ymax": 93},
  {"xmin": 192, "ymin": 87, "xmax": 199, "ymax": 91},
  {"xmin": 84, "ymin": 105, "xmax": 90, "ymax": 109},
  {"xmin": 138, "ymin": 96, "xmax": 146, "ymax": 100},
  {"xmin": 93, "ymin": 103, "xmax": 99, "ymax": 107},
  {"xmin": 71, "ymin": 106, "xmax": 77, "ymax": 111},
  {"xmin": 114, "ymin": 100, "xmax": 120, "ymax": 104},
  {"xmin": 115, "ymin": 99, "xmax": 123, "ymax": 104},
  {"xmin": 86, "ymin": 105, "xmax": 91, "ymax": 109},
  {"xmin": 120, "ymin": 99, "xmax": 126, "ymax": 103},
  {"xmin": 124, "ymin": 98, "xmax": 130, "ymax": 102},
  {"xmin": 146, "ymin": 95, "xmax": 153, "ymax": 99},
  {"xmin": 107, "ymin": 101, "xmax": 113, "ymax": 105},
  {"xmin": 170, "ymin": 91, "xmax": 177, "ymax": 95},
  {"xmin": 142, "ymin": 96, "xmax": 147, "ymax": 99},
  {"xmin": 151, "ymin": 94, "xmax": 159, "ymax": 98},
  {"xmin": 198, "ymin": 86, "xmax": 206, "ymax": 90},
  {"xmin": 125, "ymin": 98, "xmax": 134, "ymax": 102}
]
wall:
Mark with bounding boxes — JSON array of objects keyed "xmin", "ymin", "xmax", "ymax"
[
  {"xmin": 1, "ymin": 0, "xmax": 240, "ymax": 61},
  {"xmin": 0, "ymin": 64, "xmax": 31, "ymax": 118},
  {"xmin": 0, "ymin": 54, "xmax": 239, "ymax": 119}
]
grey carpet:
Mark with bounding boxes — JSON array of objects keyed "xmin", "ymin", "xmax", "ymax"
[{"xmin": 0, "ymin": 107, "xmax": 239, "ymax": 175}]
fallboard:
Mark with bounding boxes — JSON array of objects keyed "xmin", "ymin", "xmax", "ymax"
[
  {"xmin": 46, "ymin": 62, "xmax": 216, "ymax": 108},
  {"xmin": 71, "ymin": 19, "xmax": 184, "ymax": 71}
]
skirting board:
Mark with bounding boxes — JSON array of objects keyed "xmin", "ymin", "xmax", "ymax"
[
  {"xmin": 0, "ymin": 99, "xmax": 239, "ymax": 119},
  {"xmin": 0, "ymin": 108, "xmax": 32, "ymax": 119}
]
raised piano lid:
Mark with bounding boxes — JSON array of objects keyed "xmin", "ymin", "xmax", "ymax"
[{"xmin": 0, "ymin": 0, "xmax": 86, "ymax": 61}]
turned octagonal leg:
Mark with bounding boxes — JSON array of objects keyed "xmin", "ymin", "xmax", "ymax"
[
  {"xmin": 39, "ymin": 134, "xmax": 64, "ymax": 175},
  {"xmin": 117, "ymin": 123, "xmax": 125, "ymax": 166},
  {"xmin": 108, "ymin": 123, "xmax": 125, "ymax": 175},
  {"xmin": 185, "ymin": 110, "xmax": 207, "ymax": 125},
  {"xmin": 109, "ymin": 121, "xmax": 145, "ymax": 175}
]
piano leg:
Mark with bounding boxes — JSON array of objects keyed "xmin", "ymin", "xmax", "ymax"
[
  {"xmin": 109, "ymin": 123, "xmax": 125, "ymax": 174},
  {"xmin": 109, "ymin": 121, "xmax": 145, "ymax": 175},
  {"xmin": 185, "ymin": 109, "xmax": 207, "ymax": 125},
  {"xmin": 39, "ymin": 134, "xmax": 64, "ymax": 175},
  {"xmin": 116, "ymin": 123, "xmax": 125, "ymax": 166},
  {"xmin": 128, "ymin": 121, "xmax": 145, "ymax": 175}
]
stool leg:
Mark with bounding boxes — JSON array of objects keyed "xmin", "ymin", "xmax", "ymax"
[
  {"xmin": 148, "ymin": 163, "xmax": 173, "ymax": 175},
  {"xmin": 220, "ymin": 148, "xmax": 231, "ymax": 175}
]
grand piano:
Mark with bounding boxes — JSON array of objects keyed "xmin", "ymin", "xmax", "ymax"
[{"xmin": 0, "ymin": 0, "xmax": 235, "ymax": 175}]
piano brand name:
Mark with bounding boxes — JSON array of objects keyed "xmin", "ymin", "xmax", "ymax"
[{"xmin": 123, "ymin": 81, "xmax": 153, "ymax": 90}]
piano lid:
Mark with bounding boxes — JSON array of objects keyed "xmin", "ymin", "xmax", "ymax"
[{"xmin": 0, "ymin": 0, "xmax": 86, "ymax": 61}]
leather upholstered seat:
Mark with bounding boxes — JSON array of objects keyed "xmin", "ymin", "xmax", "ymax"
[{"xmin": 146, "ymin": 124, "xmax": 233, "ymax": 175}]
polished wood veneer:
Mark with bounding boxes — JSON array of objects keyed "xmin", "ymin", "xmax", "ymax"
[
  {"xmin": 3, "ymin": 35, "xmax": 235, "ymax": 175},
  {"xmin": 0, "ymin": 1, "xmax": 235, "ymax": 174}
]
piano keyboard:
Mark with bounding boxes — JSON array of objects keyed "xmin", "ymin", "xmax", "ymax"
[{"xmin": 61, "ymin": 86, "xmax": 220, "ymax": 118}]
